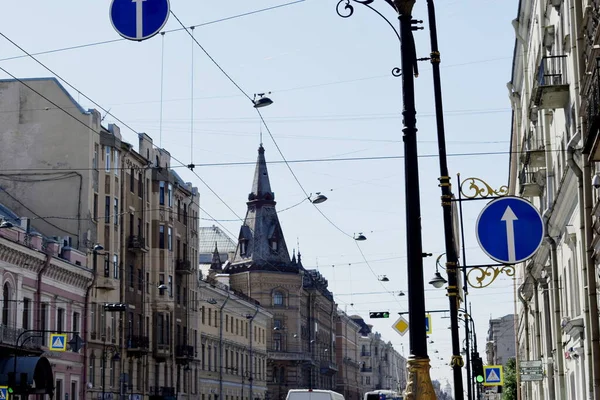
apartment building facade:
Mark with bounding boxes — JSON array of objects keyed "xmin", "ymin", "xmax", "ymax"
[
  {"xmin": 0, "ymin": 204, "xmax": 93, "ymax": 400},
  {"xmin": 508, "ymin": 0, "xmax": 593, "ymax": 399},
  {"xmin": 335, "ymin": 311, "xmax": 362, "ymax": 400},
  {"xmin": 0, "ymin": 78, "xmax": 203, "ymax": 400},
  {"xmin": 485, "ymin": 314, "xmax": 516, "ymax": 367}
]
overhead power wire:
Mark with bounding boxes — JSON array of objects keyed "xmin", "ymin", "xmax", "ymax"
[
  {"xmin": 169, "ymin": 11, "xmax": 252, "ymax": 103},
  {"xmin": 0, "ymin": 1, "xmax": 307, "ymax": 64}
]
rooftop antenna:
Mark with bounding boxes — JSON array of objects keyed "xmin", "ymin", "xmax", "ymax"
[{"xmin": 259, "ymin": 119, "xmax": 263, "ymax": 146}]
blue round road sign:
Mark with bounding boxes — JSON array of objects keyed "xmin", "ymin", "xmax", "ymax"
[
  {"xmin": 110, "ymin": 0, "xmax": 170, "ymax": 41},
  {"xmin": 476, "ymin": 196, "xmax": 544, "ymax": 264}
]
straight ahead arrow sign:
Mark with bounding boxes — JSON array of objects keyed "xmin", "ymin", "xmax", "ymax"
[{"xmin": 501, "ymin": 206, "xmax": 518, "ymax": 263}]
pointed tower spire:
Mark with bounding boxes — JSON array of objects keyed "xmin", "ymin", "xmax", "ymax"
[
  {"xmin": 209, "ymin": 242, "xmax": 223, "ymax": 272},
  {"xmin": 248, "ymin": 145, "xmax": 275, "ymax": 203},
  {"xmin": 231, "ymin": 145, "xmax": 293, "ymax": 272}
]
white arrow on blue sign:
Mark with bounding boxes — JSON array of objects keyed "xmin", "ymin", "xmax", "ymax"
[
  {"xmin": 110, "ymin": 0, "xmax": 170, "ymax": 41},
  {"xmin": 476, "ymin": 196, "xmax": 544, "ymax": 264}
]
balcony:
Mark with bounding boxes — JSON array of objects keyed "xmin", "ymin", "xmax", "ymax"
[
  {"xmin": 149, "ymin": 387, "xmax": 175, "ymax": 397},
  {"xmin": 360, "ymin": 366, "xmax": 373, "ymax": 373},
  {"xmin": 360, "ymin": 351, "xmax": 371, "ymax": 357},
  {"xmin": 127, "ymin": 235, "xmax": 147, "ymax": 252},
  {"xmin": 153, "ymin": 342, "xmax": 170, "ymax": 360},
  {"xmin": 521, "ymin": 130, "xmax": 546, "ymax": 168},
  {"xmin": 532, "ymin": 55, "xmax": 569, "ymax": 109},
  {"xmin": 127, "ymin": 335, "xmax": 150, "ymax": 354},
  {"xmin": 320, "ymin": 361, "xmax": 338, "ymax": 376},
  {"xmin": 585, "ymin": 65, "xmax": 600, "ymax": 161},
  {"xmin": 0, "ymin": 326, "xmax": 42, "ymax": 349},
  {"xmin": 175, "ymin": 345, "xmax": 194, "ymax": 360},
  {"xmin": 175, "ymin": 259, "xmax": 193, "ymax": 275},
  {"xmin": 95, "ymin": 277, "xmax": 117, "ymax": 291},
  {"xmin": 519, "ymin": 167, "xmax": 546, "ymax": 198}
]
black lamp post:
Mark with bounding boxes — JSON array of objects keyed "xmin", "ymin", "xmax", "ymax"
[
  {"xmin": 335, "ymin": 0, "xmax": 434, "ymax": 398},
  {"xmin": 423, "ymin": 0, "xmax": 464, "ymax": 398}
]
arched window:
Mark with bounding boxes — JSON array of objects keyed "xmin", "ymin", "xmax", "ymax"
[
  {"xmin": 2, "ymin": 282, "xmax": 11, "ymax": 326},
  {"xmin": 273, "ymin": 291, "xmax": 284, "ymax": 307}
]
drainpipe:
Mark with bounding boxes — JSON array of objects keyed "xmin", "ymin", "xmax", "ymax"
[
  {"xmin": 584, "ymin": 156, "xmax": 600, "ymax": 400},
  {"xmin": 545, "ymin": 230, "xmax": 565, "ymax": 400},
  {"xmin": 36, "ymin": 253, "xmax": 51, "ymax": 330},
  {"xmin": 517, "ymin": 282, "xmax": 530, "ymax": 400},
  {"xmin": 219, "ymin": 293, "xmax": 230, "ymax": 399},
  {"xmin": 248, "ymin": 305, "xmax": 259, "ymax": 400},
  {"xmin": 540, "ymin": 274, "xmax": 555, "ymax": 400},
  {"xmin": 528, "ymin": 268, "xmax": 545, "ymax": 400},
  {"xmin": 83, "ymin": 252, "xmax": 99, "ymax": 400}
]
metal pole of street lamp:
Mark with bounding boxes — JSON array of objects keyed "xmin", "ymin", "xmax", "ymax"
[
  {"xmin": 424, "ymin": 0, "xmax": 464, "ymax": 399},
  {"xmin": 334, "ymin": 0, "xmax": 433, "ymax": 395},
  {"xmin": 394, "ymin": 1, "xmax": 436, "ymax": 398}
]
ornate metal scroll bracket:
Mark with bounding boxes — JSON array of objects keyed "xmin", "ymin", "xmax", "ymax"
[
  {"xmin": 459, "ymin": 177, "xmax": 509, "ymax": 199},
  {"xmin": 336, "ymin": 0, "xmax": 403, "ymax": 77},
  {"xmin": 466, "ymin": 264, "xmax": 515, "ymax": 289}
]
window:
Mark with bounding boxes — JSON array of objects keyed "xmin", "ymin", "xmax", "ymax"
[
  {"xmin": 270, "ymin": 239, "xmax": 278, "ymax": 252},
  {"xmin": 104, "ymin": 258, "xmax": 110, "ymax": 278},
  {"xmin": 93, "ymin": 144, "xmax": 99, "ymax": 170},
  {"xmin": 146, "ymin": 272, "xmax": 150, "ymax": 294},
  {"xmin": 105, "ymin": 147, "xmax": 111, "ymax": 172},
  {"xmin": 159, "ymin": 182, "xmax": 165, "ymax": 205},
  {"xmin": 159, "ymin": 226, "xmax": 165, "ymax": 248},
  {"xmin": 176, "ymin": 285, "xmax": 181, "ymax": 304},
  {"xmin": 138, "ymin": 173, "xmax": 143, "ymax": 198},
  {"xmin": 71, "ymin": 381, "xmax": 78, "ymax": 400},
  {"xmin": 168, "ymin": 227, "xmax": 173, "ymax": 251},
  {"xmin": 55, "ymin": 379, "xmax": 62, "ymax": 400},
  {"xmin": 73, "ymin": 311, "xmax": 80, "ymax": 333},
  {"xmin": 168, "ymin": 184, "xmax": 173, "ymax": 207},
  {"xmin": 93, "ymin": 194, "xmax": 98, "ymax": 221},
  {"xmin": 91, "ymin": 303, "xmax": 97, "ymax": 333},
  {"xmin": 105, "ymin": 196, "xmax": 111, "ymax": 223},
  {"xmin": 113, "ymin": 255, "xmax": 119, "ymax": 279},
  {"xmin": 2, "ymin": 283, "xmax": 10, "ymax": 326},
  {"xmin": 114, "ymin": 149, "xmax": 119, "ymax": 175},
  {"xmin": 183, "ymin": 203, "xmax": 187, "ymax": 225},
  {"xmin": 177, "ymin": 200, "xmax": 181, "ymax": 221},
  {"xmin": 157, "ymin": 314, "xmax": 164, "ymax": 344},
  {"xmin": 57, "ymin": 308, "xmax": 65, "ymax": 333},
  {"xmin": 110, "ymin": 358, "xmax": 117, "ymax": 387},
  {"xmin": 114, "ymin": 198, "xmax": 119, "ymax": 225},
  {"xmin": 138, "ymin": 269, "xmax": 143, "ymax": 291},
  {"xmin": 129, "ymin": 265, "xmax": 134, "ymax": 288},
  {"xmin": 22, "ymin": 298, "xmax": 30, "ymax": 330},
  {"xmin": 168, "ymin": 275, "xmax": 173, "ymax": 297},
  {"xmin": 41, "ymin": 303, "xmax": 48, "ymax": 345},
  {"xmin": 240, "ymin": 239, "xmax": 248, "ymax": 256},
  {"xmin": 89, "ymin": 355, "xmax": 96, "ymax": 386},
  {"xmin": 130, "ymin": 168, "xmax": 135, "ymax": 192},
  {"xmin": 273, "ymin": 333, "xmax": 281, "ymax": 351},
  {"xmin": 274, "ymin": 319, "xmax": 282, "ymax": 330},
  {"xmin": 273, "ymin": 291, "xmax": 284, "ymax": 306}
]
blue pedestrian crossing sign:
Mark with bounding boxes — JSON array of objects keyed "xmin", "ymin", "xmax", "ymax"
[
  {"xmin": 110, "ymin": 0, "xmax": 170, "ymax": 41},
  {"xmin": 476, "ymin": 196, "xmax": 544, "ymax": 264},
  {"xmin": 49, "ymin": 333, "xmax": 68, "ymax": 352},
  {"xmin": 483, "ymin": 365, "xmax": 504, "ymax": 386},
  {"xmin": 0, "ymin": 386, "xmax": 8, "ymax": 400},
  {"xmin": 425, "ymin": 314, "xmax": 432, "ymax": 335}
]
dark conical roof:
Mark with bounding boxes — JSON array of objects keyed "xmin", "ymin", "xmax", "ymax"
[{"xmin": 227, "ymin": 146, "xmax": 295, "ymax": 273}]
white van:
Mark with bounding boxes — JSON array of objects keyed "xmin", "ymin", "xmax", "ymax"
[{"xmin": 286, "ymin": 389, "xmax": 345, "ymax": 400}]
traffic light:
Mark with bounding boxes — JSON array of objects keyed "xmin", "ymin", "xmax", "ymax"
[
  {"xmin": 104, "ymin": 303, "xmax": 127, "ymax": 312},
  {"xmin": 369, "ymin": 311, "xmax": 390, "ymax": 319},
  {"xmin": 472, "ymin": 354, "xmax": 484, "ymax": 383}
]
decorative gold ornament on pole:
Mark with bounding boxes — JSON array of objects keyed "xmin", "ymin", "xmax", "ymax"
[{"xmin": 466, "ymin": 265, "xmax": 516, "ymax": 289}]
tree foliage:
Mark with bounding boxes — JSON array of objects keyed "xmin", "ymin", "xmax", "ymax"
[{"xmin": 502, "ymin": 358, "xmax": 518, "ymax": 400}]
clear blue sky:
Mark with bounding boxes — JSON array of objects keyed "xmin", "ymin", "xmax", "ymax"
[{"xmin": 0, "ymin": 0, "xmax": 517, "ymax": 388}]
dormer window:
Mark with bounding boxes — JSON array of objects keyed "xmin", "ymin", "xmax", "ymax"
[
  {"xmin": 240, "ymin": 239, "xmax": 248, "ymax": 256},
  {"xmin": 270, "ymin": 239, "xmax": 278, "ymax": 252}
]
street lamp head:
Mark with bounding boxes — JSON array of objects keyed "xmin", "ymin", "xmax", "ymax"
[
  {"xmin": 393, "ymin": 0, "xmax": 416, "ymax": 16},
  {"xmin": 206, "ymin": 298, "xmax": 218, "ymax": 305},
  {"xmin": 378, "ymin": 275, "xmax": 390, "ymax": 282},
  {"xmin": 157, "ymin": 284, "xmax": 168, "ymax": 290},
  {"xmin": 310, "ymin": 192, "xmax": 328, "ymax": 204},
  {"xmin": 397, "ymin": 290, "xmax": 405, "ymax": 296},
  {"xmin": 0, "ymin": 220, "xmax": 13, "ymax": 229},
  {"xmin": 253, "ymin": 93, "xmax": 273, "ymax": 108},
  {"xmin": 429, "ymin": 272, "xmax": 447, "ymax": 289},
  {"xmin": 93, "ymin": 244, "xmax": 104, "ymax": 252},
  {"xmin": 354, "ymin": 233, "xmax": 367, "ymax": 241}
]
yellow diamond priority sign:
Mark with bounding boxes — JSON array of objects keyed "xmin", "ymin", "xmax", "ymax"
[{"xmin": 392, "ymin": 316, "xmax": 409, "ymax": 336}]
